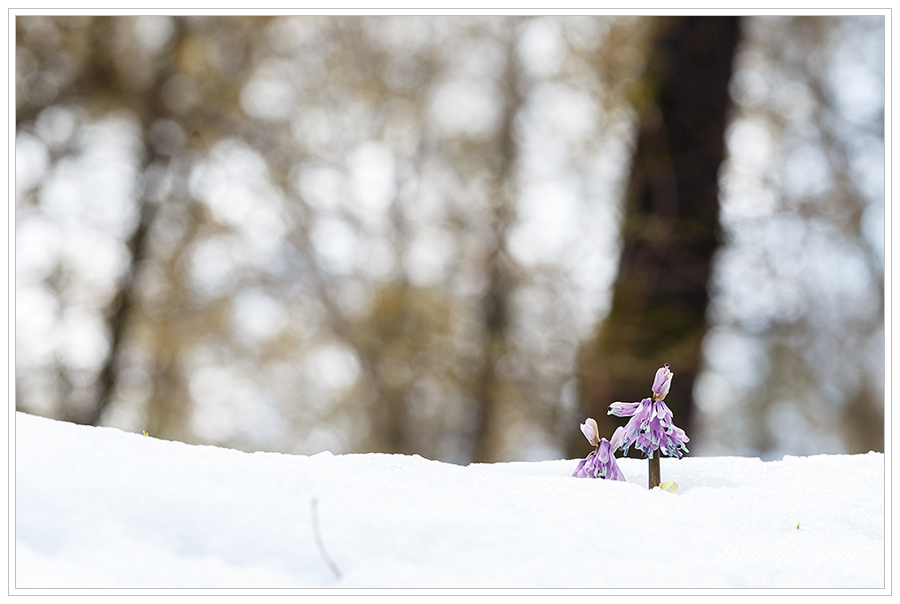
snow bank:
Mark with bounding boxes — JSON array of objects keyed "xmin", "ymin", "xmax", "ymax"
[{"xmin": 14, "ymin": 412, "xmax": 885, "ymax": 590}]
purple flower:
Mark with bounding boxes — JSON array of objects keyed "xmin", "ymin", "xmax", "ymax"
[
  {"xmin": 651, "ymin": 364, "xmax": 673, "ymax": 401},
  {"xmin": 608, "ymin": 364, "xmax": 689, "ymax": 459},
  {"xmin": 573, "ymin": 419, "xmax": 625, "ymax": 480}
]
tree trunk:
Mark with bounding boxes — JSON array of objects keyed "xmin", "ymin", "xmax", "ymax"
[
  {"xmin": 65, "ymin": 17, "xmax": 187, "ymax": 425},
  {"xmin": 470, "ymin": 21, "xmax": 523, "ymax": 463},
  {"xmin": 574, "ymin": 16, "xmax": 741, "ymax": 456},
  {"xmin": 68, "ymin": 189, "xmax": 157, "ymax": 425}
]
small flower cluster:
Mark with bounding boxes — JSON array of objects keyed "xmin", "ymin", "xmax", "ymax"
[
  {"xmin": 608, "ymin": 364, "xmax": 690, "ymax": 460},
  {"xmin": 571, "ymin": 419, "xmax": 625, "ymax": 481},
  {"xmin": 573, "ymin": 364, "xmax": 689, "ymax": 480}
]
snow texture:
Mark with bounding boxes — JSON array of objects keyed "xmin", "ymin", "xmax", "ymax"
[{"xmin": 14, "ymin": 412, "xmax": 885, "ymax": 590}]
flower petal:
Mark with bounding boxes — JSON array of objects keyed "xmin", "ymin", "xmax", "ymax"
[
  {"xmin": 572, "ymin": 453, "xmax": 593, "ymax": 478},
  {"xmin": 580, "ymin": 418, "xmax": 600, "ymax": 446},
  {"xmin": 608, "ymin": 401, "xmax": 641, "ymax": 417},
  {"xmin": 651, "ymin": 364, "xmax": 673, "ymax": 400},
  {"xmin": 597, "ymin": 441, "xmax": 610, "ymax": 463}
]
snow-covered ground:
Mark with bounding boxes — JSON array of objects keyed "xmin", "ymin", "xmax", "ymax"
[{"xmin": 13, "ymin": 411, "xmax": 886, "ymax": 591}]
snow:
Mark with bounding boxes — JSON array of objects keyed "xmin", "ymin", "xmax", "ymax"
[{"xmin": 13, "ymin": 411, "xmax": 886, "ymax": 591}]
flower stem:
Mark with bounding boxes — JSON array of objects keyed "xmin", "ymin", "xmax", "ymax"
[{"xmin": 649, "ymin": 454, "xmax": 660, "ymax": 489}]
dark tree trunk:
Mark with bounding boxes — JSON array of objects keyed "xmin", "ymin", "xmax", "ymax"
[{"xmin": 574, "ymin": 16, "xmax": 741, "ymax": 456}]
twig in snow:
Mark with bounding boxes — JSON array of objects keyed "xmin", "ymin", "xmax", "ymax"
[{"xmin": 310, "ymin": 496, "xmax": 342, "ymax": 580}]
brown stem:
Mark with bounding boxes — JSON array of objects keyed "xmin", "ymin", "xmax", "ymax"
[{"xmin": 649, "ymin": 454, "xmax": 661, "ymax": 489}]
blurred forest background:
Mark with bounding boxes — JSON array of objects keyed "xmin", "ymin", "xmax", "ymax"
[{"xmin": 15, "ymin": 15, "xmax": 884, "ymax": 462}]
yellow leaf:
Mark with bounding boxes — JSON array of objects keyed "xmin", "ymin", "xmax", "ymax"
[{"xmin": 660, "ymin": 480, "xmax": 678, "ymax": 493}]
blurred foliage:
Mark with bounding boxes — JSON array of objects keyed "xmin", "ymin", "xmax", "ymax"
[
  {"xmin": 693, "ymin": 16, "xmax": 884, "ymax": 457},
  {"xmin": 15, "ymin": 15, "xmax": 883, "ymax": 462}
]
